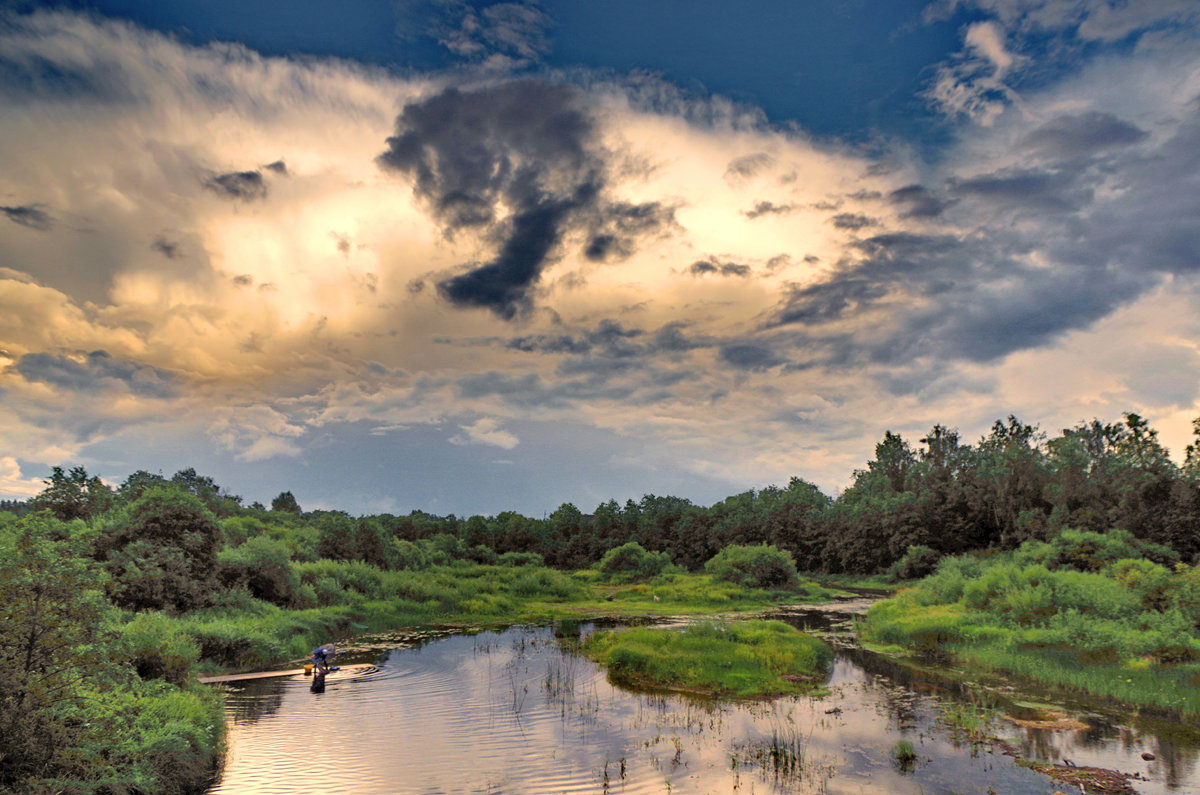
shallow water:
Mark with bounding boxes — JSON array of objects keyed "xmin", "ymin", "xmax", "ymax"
[{"xmin": 208, "ymin": 601, "xmax": 1200, "ymax": 794}]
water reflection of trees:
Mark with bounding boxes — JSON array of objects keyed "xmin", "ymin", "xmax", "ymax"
[{"xmin": 222, "ymin": 679, "xmax": 286, "ymax": 726}]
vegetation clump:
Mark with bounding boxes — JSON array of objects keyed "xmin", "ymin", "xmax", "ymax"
[
  {"xmin": 582, "ymin": 619, "xmax": 831, "ymax": 699},
  {"xmin": 704, "ymin": 544, "xmax": 801, "ymax": 590},
  {"xmin": 862, "ymin": 528, "xmax": 1200, "ymax": 713},
  {"xmin": 596, "ymin": 541, "xmax": 672, "ymax": 581}
]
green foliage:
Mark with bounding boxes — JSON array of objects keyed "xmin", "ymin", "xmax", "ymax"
[
  {"xmin": 886, "ymin": 544, "xmax": 942, "ymax": 582},
  {"xmin": 218, "ymin": 535, "xmax": 301, "ymax": 606},
  {"xmin": 271, "ymin": 490, "xmax": 301, "ymax": 514},
  {"xmin": 863, "ymin": 529, "xmax": 1200, "ymax": 712},
  {"xmin": 30, "ymin": 464, "xmax": 114, "ymax": 521},
  {"xmin": 498, "ymin": 550, "xmax": 544, "ymax": 567},
  {"xmin": 97, "ymin": 487, "xmax": 222, "ymax": 612},
  {"xmin": 583, "ymin": 619, "xmax": 831, "ymax": 698},
  {"xmin": 704, "ymin": 544, "xmax": 800, "ymax": 590},
  {"xmin": 597, "ymin": 541, "xmax": 671, "ymax": 581},
  {"xmin": 117, "ymin": 612, "xmax": 200, "ymax": 686},
  {"xmin": 0, "ymin": 514, "xmax": 110, "ymax": 787}
]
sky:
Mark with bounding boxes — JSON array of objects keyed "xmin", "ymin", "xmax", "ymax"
[{"xmin": 1, "ymin": 0, "xmax": 1199, "ymax": 516}]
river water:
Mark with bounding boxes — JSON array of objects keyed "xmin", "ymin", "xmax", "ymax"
[{"xmin": 207, "ymin": 599, "xmax": 1200, "ymax": 794}]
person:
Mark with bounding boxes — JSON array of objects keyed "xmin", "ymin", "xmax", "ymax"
[
  {"xmin": 310, "ymin": 643, "xmax": 338, "ymax": 693},
  {"xmin": 311, "ymin": 643, "xmax": 337, "ymax": 675}
]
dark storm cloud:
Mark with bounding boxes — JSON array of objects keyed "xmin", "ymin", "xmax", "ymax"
[
  {"xmin": 205, "ymin": 170, "xmax": 267, "ymax": 201},
  {"xmin": 719, "ymin": 342, "xmax": 788, "ymax": 371},
  {"xmin": 0, "ymin": 204, "xmax": 52, "ymax": 231},
  {"xmin": 688, "ymin": 257, "xmax": 751, "ymax": 277},
  {"xmin": 887, "ymin": 184, "xmax": 954, "ymax": 218},
  {"xmin": 16, "ymin": 350, "xmax": 178, "ymax": 398},
  {"xmin": 744, "ymin": 201, "xmax": 794, "ymax": 219},
  {"xmin": 1021, "ymin": 112, "xmax": 1148, "ymax": 159},
  {"xmin": 263, "ymin": 160, "xmax": 289, "ymax": 175},
  {"xmin": 500, "ymin": 320, "xmax": 714, "ymax": 362},
  {"xmin": 378, "ymin": 81, "xmax": 671, "ymax": 318},
  {"xmin": 948, "ymin": 168, "xmax": 1092, "ymax": 214},
  {"xmin": 772, "ymin": 278, "xmax": 889, "ymax": 326},
  {"xmin": 584, "ymin": 201, "xmax": 678, "ymax": 262},
  {"xmin": 829, "ymin": 213, "xmax": 876, "ymax": 230},
  {"xmin": 506, "ymin": 319, "xmax": 643, "ymax": 358},
  {"xmin": 764, "ymin": 214, "xmax": 1152, "ymax": 368},
  {"xmin": 456, "ymin": 370, "xmax": 635, "ymax": 408}
]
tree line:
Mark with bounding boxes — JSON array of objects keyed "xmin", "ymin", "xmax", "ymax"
[{"xmin": 14, "ymin": 412, "xmax": 1200, "ymax": 587}]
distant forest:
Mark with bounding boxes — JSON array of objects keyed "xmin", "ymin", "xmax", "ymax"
[{"xmin": 12, "ymin": 412, "xmax": 1200, "ymax": 576}]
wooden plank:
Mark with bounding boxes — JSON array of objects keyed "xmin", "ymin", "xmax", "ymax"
[{"xmin": 198, "ymin": 663, "xmax": 376, "ymax": 684}]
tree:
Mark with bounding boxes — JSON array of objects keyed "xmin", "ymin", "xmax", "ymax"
[
  {"xmin": 271, "ymin": 490, "xmax": 301, "ymax": 514},
  {"xmin": 96, "ymin": 487, "xmax": 222, "ymax": 612},
  {"xmin": 30, "ymin": 466, "xmax": 113, "ymax": 522},
  {"xmin": 0, "ymin": 515, "xmax": 108, "ymax": 786}
]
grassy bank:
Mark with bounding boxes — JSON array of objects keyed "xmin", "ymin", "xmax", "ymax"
[
  {"xmin": 183, "ymin": 561, "xmax": 840, "ymax": 674},
  {"xmin": 860, "ymin": 528, "xmax": 1200, "ymax": 715},
  {"xmin": 582, "ymin": 619, "xmax": 833, "ymax": 698}
]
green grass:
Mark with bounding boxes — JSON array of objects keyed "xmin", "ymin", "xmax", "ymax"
[
  {"xmin": 860, "ymin": 534, "xmax": 1200, "ymax": 715},
  {"xmin": 187, "ymin": 563, "xmax": 838, "ymax": 673},
  {"xmin": 581, "ymin": 619, "xmax": 832, "ymax": 699}
]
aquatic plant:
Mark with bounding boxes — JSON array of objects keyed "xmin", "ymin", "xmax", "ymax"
[{"xmin": 892, "ymin": 739, "xmax": 917, "ymax": 767}]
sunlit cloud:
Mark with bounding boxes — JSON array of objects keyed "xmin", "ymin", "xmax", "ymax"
[{"xmin": 1, "ymin": 5, "xmax": 1198, "ymax": 512}]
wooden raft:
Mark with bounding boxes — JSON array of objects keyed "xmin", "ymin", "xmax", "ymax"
[{"xmin": 198, "ymin": 663, "xmax": 376, "ymax": 684}]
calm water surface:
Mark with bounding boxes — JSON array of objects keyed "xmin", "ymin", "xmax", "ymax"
[{"xmin": 208, "ymin": 599, "xmax": 1200, "ymax": 794}]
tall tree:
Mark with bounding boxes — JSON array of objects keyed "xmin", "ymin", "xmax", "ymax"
[
  {"xmin": 30, "ymin": 466, "xmax": 113, "ymax": 522},
  {"xmin": 0, "ymin": 515, "xmax": 108, "ymax": 786}
]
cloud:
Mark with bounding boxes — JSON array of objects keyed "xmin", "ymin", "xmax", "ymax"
[
  {"xmin": 151, "ymin": 236, "xmax": 180, "ymax": 259},
  {"xmin": 1020, "ymin": 111, "xmax": 1148, "ymax": 158},
  {"xmin": 448, "ymin": 417, "xmax": 519, "ymax": 449},
  {"xmin": 743, "ymin": 201, "xmax": 795, "ymax": 219},
  {"xmin": 888, "ymin": 185, "xmax": 954, "ymax": 218},
  {"xmin": 0, "ymin": 456, "xmax": 46, "ymax": 498},
  {"xmin": 724, "ymin": 152, "xmax": 773, "ymax": 181},
  {"xmin": 378, "ymin": 80, "xmax": 672, "ymax": 318},
  {"xmin": 15, "ymin": 350, "xmax": 178, "ymax": 398},
  {"xmin": 829, "ymin": 213, "xmax": 876, "ymax": 230},
  {"xmin": 205, "ymin": 170, "xmax": 267, "ymax": 200},
  {"xmin": 209, "ymin": 405, "xmax": 305, "ymax": 461},
  {"xmin": 0, "ymin": 204, "xmax": 52, "ymax": 230},
  {"xmin": 688, "ymin": 257, "xmax": 751, "ymax": 277},
  {"xmin": 433, "ymin": 1, "xmax": 551, "ymax": 69}
]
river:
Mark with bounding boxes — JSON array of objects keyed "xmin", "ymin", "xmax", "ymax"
[{"xmin": 206, "ymin": 598, "xmax": 1200, "ymax": 794}]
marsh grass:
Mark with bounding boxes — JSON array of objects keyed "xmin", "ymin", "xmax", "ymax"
[
  {"xmin": 892, "ymin": 739, "xmax": 917, "ymax": 769},
  {"xmin": 861, "ymin": 531, "xmax": 1200, "ymax": 715},
  {"xmin": 581, "ymin": 619, "xmax": 832, "ymax": 699}
]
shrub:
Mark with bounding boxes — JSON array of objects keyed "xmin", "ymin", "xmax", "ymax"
[
  {"xmin": 597, "ymin": 542, "xmax": 671, "ymax": 581},
  {"xmin": 498, "ymin": 551, "xmax": 544, "ymax": 567},
  {"xmin": 393, "ymin": 539, "xmax": 433, "ymax": 570},
  {"xmin": 118, "ymin": 613, "xmax": 199, "ymax": 686},
  {"xmin": 704, "ymin": 544, "xmax": 800, "ymax": 590},
  {"xmin": 217, "ymin": 535, "xmax": 300, "ymax": 607},
  {"xmin": 96, "ymin": 488, "xmax": 222, "ymax": 613},
  {"xmin": 886, "ymin": 545, "xmax": 942, "ymax": 583}
]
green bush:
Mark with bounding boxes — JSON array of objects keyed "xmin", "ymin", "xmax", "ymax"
[
  {"xmin": 498, "ymin": 550, "xmax": 544, "ymax": 567},
  {"xmin": 597, "ymin": 542, "xmax": 671, "ymax": 581},
  {"xmin": 218, "ymin": 535, "xmax": 301, "ymax": 607},
  {"xmin": 96, "ymin": 487, "xmax": 222, "ymax": 613},
  {"xmin": 886, "ymin": 545, "xmax": 942, "ymax": 583},
  {"xmin": 118, "ymin": 613, "xmax": 199, "ymax": 686},
  {"xmin": 704, "ymin": 544, "xmax": 800, "ymax": 590}
]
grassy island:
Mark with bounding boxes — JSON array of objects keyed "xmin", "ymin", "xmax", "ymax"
[{"xmin": 582, "ymin": 619, "xmax": 833, "ymax": 699}]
